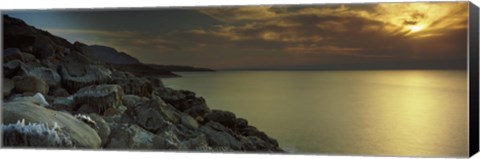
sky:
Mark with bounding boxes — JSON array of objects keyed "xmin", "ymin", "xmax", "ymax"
[{"xmin": 4, "ymin": 2, "xmax": 469, "ymax": 70}]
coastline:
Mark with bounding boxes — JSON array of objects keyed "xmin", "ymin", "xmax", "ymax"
[{"xmin": 2, "ymin": 15, "xmax": 284, "ymax": 152}]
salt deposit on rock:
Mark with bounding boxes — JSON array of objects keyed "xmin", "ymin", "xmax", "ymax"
[{"xmin": 2, "ymin": 119, "xmax": 74, "ymax": 147}]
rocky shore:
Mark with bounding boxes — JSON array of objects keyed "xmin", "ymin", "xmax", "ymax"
[{"xmin": 1, "ymin": 15, "xmax": 284, "ymax": 152}]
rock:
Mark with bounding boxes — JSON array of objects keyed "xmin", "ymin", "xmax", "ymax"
[
  {"xmin": 2, "ymin": 119, "xmax": 74, "ymax": 147},
  {"xmin": 235, "ymin": 118, "xmax": 249, "ymax": 130},
  {"xmin": 86, "ymin": 114, "xmax": 110, "ymax": 146},
  {"xmin": 32, "ymin": 92, "xmax": 49, "ymax": 107},
  {"xmin": 3, "ymin": 48, "xmax": 24, "ymax": 62},
  {"xmin": 179, "ymin": 134, "xmax": 212, "ymax": 151},
  {"xmin": 59, "ymin": 64, "xmax": 112, "ymax": 93},
  {"xmin": 113, "ymin": 76, "xmax": 153, "ymax": 97},
  {"xmin": 158, "ymin": 88, "xmax": 211, "ymax": 118},
  {"xmin": 133, "ymin": 98, "xmax": 174, "ymax": 133},
  {"xmin": 3, "ymin": 78, "xmax": 14, "ymax": 98},
  {"xmin": 238, "ymin": 125, "xmax": 281, "ymax": 151},
  {"xmin": 183, "ymin": 97, "xmax": 210, "ymax": 118},
  {"xmin": 205, "ymin": 110, "xmax": 237, "ymax": 129},
  {"xmin": 147, "ymin": 77, "xmax": 165, "ymax": 88},
  {"xmin": 3, "ymin": 48, "xmax": 37, "ymax": 63},
  {"xmin": 13, "ymin": 75, "xmax": 49, "ymax": 95},
  {"xmin": 22, "ymin": 53, "xmax": 37, "ymax": 62},
  {"xmin": 152, "ymin": 123, "xmax": 206, "ymax": 151},
  {"xmin": 33, "ymin": 36, "xmax": 55, "ymax": 59},
  {"xmin": 49, "ymin": 87, "xmax": 70, "ymax": 97},
  {"xmin": 24, "ymin": 67, "xmax": 61, "ymax": 87},
  {"xmin": 239, "ymin": 136, "xmax": 269, "ymax": 151},
  {"xmin": 3, "ymin": 60, "xmax": 24, "ymax": 78},
  {"xmin": 3, "ymin": 59, "xmax": 60, "ymax": 88},
  {"xmin": 152, "ymin": 127, "xmax": 182, "ymax": 149},
  {"xmin": 73, "ymin": 84, "xmax": 123, "ymax": 115},
  {"xmin": 51, "ymin": 96, "xmax": 75, "ymax": 112},
  {"xmin": 157, "ymin": 88, "xmax": 189, "ymax": 111},
  {"xmin": 103, "ymin": 105, "xmax": 127, "ymax": 117},
  {"xmin": 122, "ymin": 94, "xmax": 148, "ymax": 108},
  {"xmin": 152, "ymin": 135, "xmax": 181, "ymax": 149},
  {"xmin": 181, "ymin": 114, "xmax": 199, "ymax": 129},
  {"xmin": 2, "ymin": 98, "xmax": 102, "ymax": 148},
  {"xmin": 198, "ymin": 121, "xmax": 242, "ymax": 151},
  {"xmin": 105, "ymin": 123, "xmax": 156, "ymax": 149}
]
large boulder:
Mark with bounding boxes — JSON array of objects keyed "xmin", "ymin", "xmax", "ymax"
[
  {"xmin": 157, "ymin": 88, "xmax": 191, "ymax": 111},
  {"xmin": 198, "ymin": 121, "xmax": 242, "ymax": 151},
  {"xmin": 183, "ymin": 97, "xmax": 210, "ymax": 120},
  {"xmin": 24, "ymin": 67, "xmax": 61, "ymax": 87},
  {"xmin": 2, "ymin": 98, "xmax": 102, "ymax": 148},
  {"xmin": 158, "ymin": 88, "xmax": 210, "ymax": 119},
  {"xmin": 73, "ymin": 84, "xmax": 124, "ymax": 115},
  {"xmin": 204, "ymin": 110, "xmax": 237, "ymax": 129},
  {"xmin": 83, "ymin": 114, "xmax": 111, "ymax": 146},
  {"xmin": 105, "ymin": 123, "xmax": 156, "ymax": 149},
  {"xmin": 13, "ymin": 75, "xmax": 49, "ymax": 95},
  {"xmin": 59, "ymin": 64, "xmax": 112, "ymax": 93},
  {"xmin": 3, "ymin": 58, "xmax": 60, "ymax": 88},
  {"xmin": 113, "ymin": 75, "xmax": 153, "ymax": 97},
  {"xmin": 3, "ymin": 48, "xmax": 37, "ymax": 63},
  {"xmin": 132, "ymin": 97, "xmax": 180, "ymax": 133}
]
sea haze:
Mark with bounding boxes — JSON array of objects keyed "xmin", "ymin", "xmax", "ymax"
[{"xmin": 163, "ymin": 70, "xmax": 468, "ymax": 157}]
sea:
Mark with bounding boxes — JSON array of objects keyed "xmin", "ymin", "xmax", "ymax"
[{"xmin": 162, "ymin": 70, "xmax": 468, "ymax": 157}]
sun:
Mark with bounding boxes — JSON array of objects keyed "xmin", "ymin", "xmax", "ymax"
[{"xmin": 408, "ymin": 25, "xmax": 425, "ymax": 33}]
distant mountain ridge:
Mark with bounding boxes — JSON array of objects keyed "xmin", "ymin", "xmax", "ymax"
[
  {"xmin": 87, "ymin": 45, "xmax": 141, "ymax": 64},
  {"xmin": 85, "ymin": 45, "xmax": 214, "ymax": 72}
]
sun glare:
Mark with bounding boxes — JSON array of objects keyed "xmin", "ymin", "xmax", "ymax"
[{"xmin": 408, "ymin": 25, "xmax": 424, "ymax": 33}]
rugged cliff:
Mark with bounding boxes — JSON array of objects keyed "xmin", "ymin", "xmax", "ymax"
[{"xmin": 1, "ymin": 15, "xmax": 283, "ymax": 152}]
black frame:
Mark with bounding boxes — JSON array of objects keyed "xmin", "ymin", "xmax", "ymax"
[{"xmin": 469, "ymin": 1, "xmax": 479, "ymax": 157}]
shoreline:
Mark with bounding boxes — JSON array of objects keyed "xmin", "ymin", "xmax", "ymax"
[{"xmin": 2, "ymin": 15, "xmax": 284, "ymax": 152}]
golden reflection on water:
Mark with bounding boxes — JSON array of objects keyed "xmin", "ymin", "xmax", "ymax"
[{"xmin": 164, "ymin": 70, "xmax": 468, "ymax": 157}]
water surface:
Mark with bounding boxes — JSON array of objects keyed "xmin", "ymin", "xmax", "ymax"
[{"xmin": 163, "ymin": 70, "xmax": 468, "ymax": 157}]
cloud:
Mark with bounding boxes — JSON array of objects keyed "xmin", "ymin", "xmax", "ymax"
[{"xmin": 44, "ymin": 2, "xmax": 468, "ymax": 69}]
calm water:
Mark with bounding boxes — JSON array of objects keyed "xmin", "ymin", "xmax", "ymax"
[{"xmin": 163, "ymin": 70, "xmax": 468, "ymax": 157}]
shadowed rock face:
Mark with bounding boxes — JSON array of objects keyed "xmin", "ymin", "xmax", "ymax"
[
  {"xmin": 2, "ymin": 15, "xmax": 284, "ymax": 153},
  {"xmin": 73, "ymin": 84, "xmax": 124, "ymax": 115},
  {"xmin": 13, "ymin": 75, "xmax": 49, "ymax": 95},
  {"xmin": 60, "ymin": 65, "xmax": 113, "ymax": 93},
  {"xmin": 26, "ymin": 67, "xmax": 61, "ymax": 87},
  {"xmin": 112, "ymin": 71, "xmax": 153, "ymax": 97},
  {"xmin": 3, "ymin": 48, "xmax": 37, "ymax": 63},
  {"xmin": 105, "ymin": 123, "xmax": 156, "ymax": 149}
]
